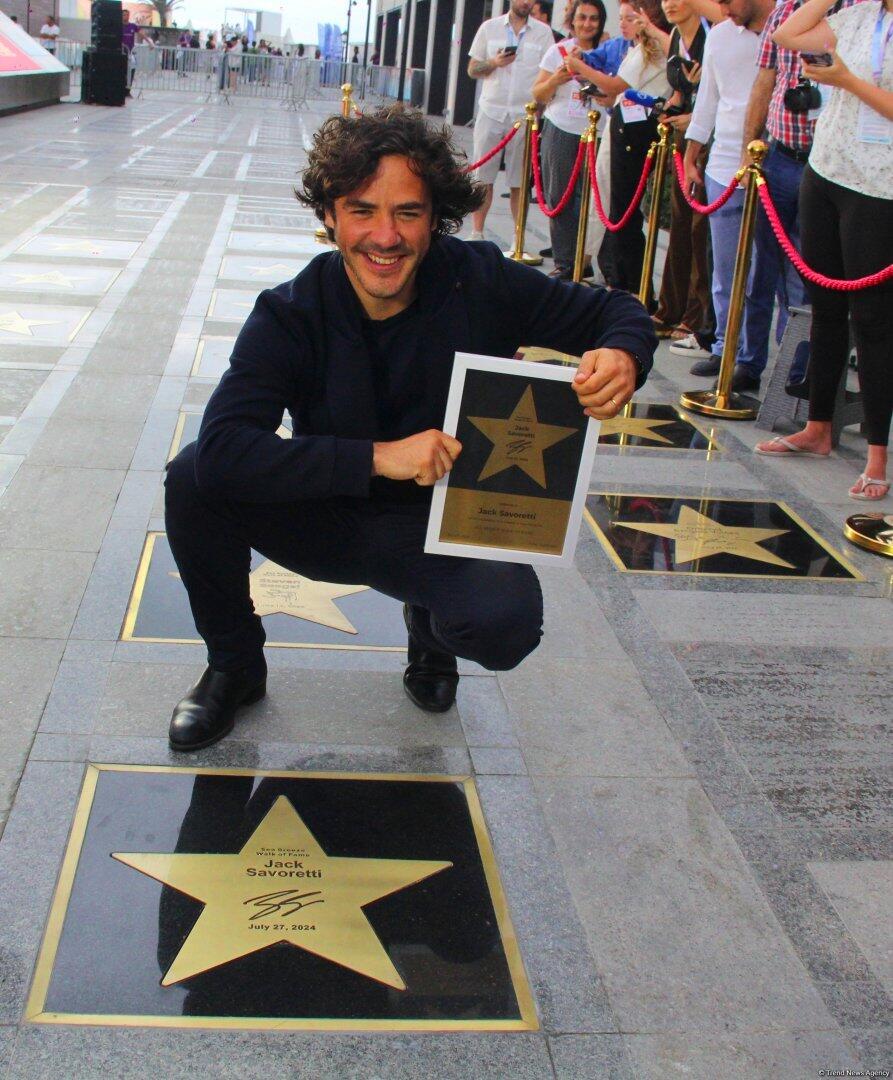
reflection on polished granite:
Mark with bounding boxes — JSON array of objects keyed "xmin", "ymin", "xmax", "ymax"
[
  {"xmin": 585, "ymin": 493, "xmax": 861, "ymax": 579},
  {"xmin": 122, "ymin": 532, "xmax": 408, "ymax": 650},
  {"xmin": 27, "ymin": 765, "xmax": 534, "ymax": 1030}
]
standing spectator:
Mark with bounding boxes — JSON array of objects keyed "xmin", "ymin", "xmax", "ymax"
[
  {"xmin": 533, "ymin": 0, "xmax": 608, "ymax": 278},
  {"xmin": 569, "ymin": 0, "xmax": 672, "ymax": 292},
  {"xmin": 466, "ymin": 0, "xmax": 555, "ymax": 240},
  {"xmin": 532, "ymin": 0, "xmax": 565, "ymax": 41},
  {"xmin": 352, "ymin": 45, "xmax": 360, "ymax": 64},
  {"xmin": 683, "ymin": 0, "xmax": 776, "ymax": 381},
  {"xmin": 651, "ymin": 0, "xmax": 712, "ymax": 341},
  {"xmin": 39, "ymin": 14, "xmax": 60, "ymax": 54},
  {"xmin": 122, "ymin": 10, "xmax": 138, "ymax": 96},
  {"xmin": 296, "ymin": 43, "xmax": 305, "ymax": 57},
  {"xmin": 756, "ymin": 0, "xmax": 893, "ymax": 500}
]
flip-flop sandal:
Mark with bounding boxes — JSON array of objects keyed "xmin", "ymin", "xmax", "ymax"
[
  {"xmin": 754, "ymin": 436, "xmax": 830, "ymax": 458},
  {"xmin": 849, "ymin": 474, "xmax": 890, "ymax": 501},
  {"xmin": 651, "ymin": 318, "xmax": 674, "ymax": 339}
]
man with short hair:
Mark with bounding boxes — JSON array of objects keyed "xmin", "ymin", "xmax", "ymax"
[
  {"xmin": 39, "ymin": 14, "xmax": 60, "ymax": 53},
  {"xmin": 683, "ymin": 0, "xmax": 777, "ymax": 388},
  {"xmin": 163, "ymin": 107, "xmax": 656, "ymax": 751},
  {"xmin": 466, "ymin": 0, "xmax": 555, "ymax": 239},
  {"xmin": 532, "ymin": 0, "xmax": 564, "ymax": 41}
]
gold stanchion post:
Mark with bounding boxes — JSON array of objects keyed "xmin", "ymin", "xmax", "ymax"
[
  {"xmin": 572, "ymin": 109, "xmax": 599, "ymax": 284},
  {"xmin": 637, "ymin": 124, "xmax": 670, "ymax": 307},
  {"xmin": 316, "ymin": 86, "xmax": 356, "ymax": 245},
  {"xmin": 505, "ymin": 102, "xmax": 543, "ymax": 267},
  {"xmin": 680, "ymin": 140, "xmax": 768, "ymax": 420}
]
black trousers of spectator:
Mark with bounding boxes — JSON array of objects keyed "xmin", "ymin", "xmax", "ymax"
[
  {"xmin": 164, "ymin": 442, "xmax": 544, "ymax": 673},
  {"xmin": 800, "ymin": 164, "xmax": 893, "ymax": 446},
  {"xmin": 598, "ymin": 111, "xmax": 658, "ymax": 295}
]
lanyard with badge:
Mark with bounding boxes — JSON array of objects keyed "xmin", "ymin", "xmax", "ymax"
[{"xmin": 857, "ymin": 3, "xmax": 893, "ymax": 144}]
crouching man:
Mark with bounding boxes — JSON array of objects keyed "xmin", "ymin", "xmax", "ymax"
[{"xmin": 164, "ymin": 105, "xmax": 656, "ymax": 750}]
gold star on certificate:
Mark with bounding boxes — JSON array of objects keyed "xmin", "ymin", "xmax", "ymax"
[
  {"xmin": 469, "ymin": 384, "xmax": 576, "ymax": 488},
  {"xmin": 247, "ymin": 262, "xmax": 292, "ymax": 276},
  {"xmin": 11, "ymin": 271, "xmax": 83, "ymax": 288},
  {"xmin": 0, "ymin": 311, "xmax": 56, "ymax": 336},
  {"xmin": 614, "ymin": 504, "xmax": 794, "ymax": 568},
  {"xmin": 600, "ymin": 413, "xmax": 675, "ymax": 445},
  {"xmin": 112, "ymin": 795, "xmax": 452, "ymax": 987},
  {"xmin": 249, "ymin": 559, "xmax": 368, "ymax": 633}
]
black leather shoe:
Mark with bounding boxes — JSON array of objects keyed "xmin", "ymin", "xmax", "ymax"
[
  {"xmin": 728, "ymin": 365, "xmax": 761, "ymax": 393},
  {"xmin": 169, "ymin": 662, "xmax": 267, "ymax": 751},
  {"xmin": 539, "ymin": 246, "xmax": 553, "ymax": 258},
  {"xmin": 690, "ymin": 355, "xmax": 721, "ymax": 377},
  {"xmin": 403, "ymin": 605, "xmax": 458, "ymax": 713}
]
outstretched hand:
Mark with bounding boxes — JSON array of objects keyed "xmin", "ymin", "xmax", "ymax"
[{"xmin": 572, "ymin": 349, "xmax": 637, "ymax": 419}]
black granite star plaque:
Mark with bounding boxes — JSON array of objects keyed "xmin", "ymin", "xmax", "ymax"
[
  {"xmin": 585, "ymin": 493, "xmax": 862, "ymax": 579},
  {"xmin": 27, "ymin": 766, "xmax": 536, "ymax": 1031},
  {"xmin": 122, "ymin": 533, "xmax": 407, "ymax": 650}
]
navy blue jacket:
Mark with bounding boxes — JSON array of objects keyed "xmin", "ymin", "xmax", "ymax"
[{"xmin": 195, "ymin": 235, "xmax": 656, "ymax": 503}]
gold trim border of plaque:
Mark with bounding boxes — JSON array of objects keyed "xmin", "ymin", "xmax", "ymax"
[
  {"xmin": 583, "ymin": 492, "xmax": 865, "ymax": 581},
  {"xmin": 25, "ymin": 764, "xmax": 539, "ymax": 1033},
  {"xmin": 120, "ymin": 532, "xmax": 406, "ymax": 652}
]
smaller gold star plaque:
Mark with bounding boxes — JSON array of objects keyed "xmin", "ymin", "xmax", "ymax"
[
  {"xmin": 26, "ymin": 765, "xmax": 538, "ymax": 1031},
  {"xmin": 584, "ymin": 493, "xmax": 861, "ymax": 579},
  {"xmin": 428, "ymin": 355, "xmax": 598, "ymax": 566}
]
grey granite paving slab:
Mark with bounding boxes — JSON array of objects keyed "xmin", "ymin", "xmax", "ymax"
[
  {"xmin": 7, "ymin": 1029, "xmax": 554, "ymax": 1080},
  {"xmin": 455, "ymin": 675, "xmax": 519, "ymax": 748},
  {"xmin": 499, "ymin": 654, "xmax": 693, "ymax": 778},
  {"xmin": 0, "ymin": 548, "xmax": 96, "ymax": 639},
  {"xmin": 0, "ymin": 1026, "xmax": 16, "ymax": 1073},
  {"xmin": 0, "ymin": 466, "xmax": 124, "ymax": 552},
  {"xmin": 0, "ymin": 370, "xmax": 48, "ymax": 416},
  {"xmin": 69, "ymin": 528, "xmax": 150, "ymax": 641},
  {"xmin": 809, "ymin": 860, "xmax": 893, "ymax": 994},
  {"xmin": 635, "ymin": 590, "xmax": 893, "ymax": 647},
  {"xmin": 619, "ymin": 1031, "xmax": 859, "ymax": 1079},
  {"xmin": 549, "ymin": 1035, "xmax": 635, "ymax": 1080},
  {"xmin": 469, "ymin": 746, "xmax": 528, "ymax": 775},
  {"xmin": 54, "ymin": 372, "xmax": 160, "ymax": 422},
  {"xmin": 25, "ymin": 417, "xmax": 143, "ymax": 471},
  {"xmin": 37, "ymin": 658, "xmax": 112, "ymax": 736},
  {"xmin": 477, "ymin": 775, "xmax": 617, "ymax": 1034},
  {"xmin": 96, "ymin": 664, "xmax": 467, "ymax": 747},
  {"xmin": 533, "ymin": 775, "xmax": 841, "ymax": 1034}
]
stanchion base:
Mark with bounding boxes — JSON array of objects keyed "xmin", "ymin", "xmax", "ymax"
[
  {"xmin": 843, "ymin": 514, "xmax": 893, "ymax": 559},
  {"xmin": 679, "ymin": 389, "xmax": 759, "ymax": 420},
  {"xmin": 503, "ymin": 250, "xmax": 544, "ymax": 267}
]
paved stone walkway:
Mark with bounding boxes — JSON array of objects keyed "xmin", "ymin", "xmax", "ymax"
[{"xmin": 0, "ymin": 92, "xmax": 890, "ymax": 1079}]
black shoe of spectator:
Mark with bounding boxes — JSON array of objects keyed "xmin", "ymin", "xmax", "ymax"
[
  {"xmin": 689, "ymin": 356, "xmax": 721, "ymax": 376},
  {"xmin": 539, "ymin": 246, "xmax": 553, "ymax": 257},
  {"xmin": 728, "ymin": 366, "xmax": 761, "ymax": 393}
]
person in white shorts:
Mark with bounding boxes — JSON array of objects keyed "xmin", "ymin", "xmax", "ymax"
[{"xmin": 467, "ymin": 0, "xmax": 554, "ymax": 239}]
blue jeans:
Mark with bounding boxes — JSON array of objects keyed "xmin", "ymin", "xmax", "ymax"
[
  {"xmin": 706, "ymin": 171, "xmax": 793, "ymax": 378},
  {"xmin": 739, "ymin": 145, "xmax": 810, "ymax": 379}
]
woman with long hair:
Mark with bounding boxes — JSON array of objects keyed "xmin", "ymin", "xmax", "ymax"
[
  {"xmin": 532, "ymin": 0, "xmax": 608, "ymax": 278},
  {"xmin": 757, "ymin": 0, "xmax": 893, "ymax": 500},
  {"xmin": 566, "ymin": 0, "xmax": 672, "ymax": 292}
]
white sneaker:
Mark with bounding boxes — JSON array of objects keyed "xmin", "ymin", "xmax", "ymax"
[
  {"xmin": 467, "ymin": 230, "xmax": 484, "ymax": 241},
  {"xmin": 668, "ymin": 333, "xmax": 711, "ymax": 358}
]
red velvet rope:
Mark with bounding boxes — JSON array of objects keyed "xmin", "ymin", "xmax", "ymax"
[
  {"xmin": 587, "ymin": 138, "xmax": 653, "ymax": 233},
  {"xmin": 463, "ymin": 123, "xmax": 521, "ymax": 173},
  {"xmin": 530, "ymin": 127, "xmax": 586, "ymax": 219},
  {"xmin": 671, "ymin": 149, "xmax": 741, "ymax": 214},
  {"xmin": 757, "ymin": 184, "xmax": 893, "ymax": 292}
]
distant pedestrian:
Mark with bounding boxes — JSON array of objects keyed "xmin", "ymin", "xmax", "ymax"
[{"xmin": 39, "ymin": 15, "xmax": 60, "ymax": 54}]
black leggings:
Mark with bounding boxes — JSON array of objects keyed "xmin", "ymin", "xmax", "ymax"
[{"xmin": 799, "ymin": 164, "xmax": 893, "ymax": 446}]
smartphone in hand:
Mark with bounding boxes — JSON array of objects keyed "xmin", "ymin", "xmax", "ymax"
[
  {"xmin": 500, "ymin": 44, "xmax": 518, "ymax": 55},
  {"xmin": 801, "ymin": 51, "xmax": 833, "ymax": 66}
]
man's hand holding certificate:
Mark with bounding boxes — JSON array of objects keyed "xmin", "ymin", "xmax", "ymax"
[{"xmin": 572, "ymin": 348, "xmax": 639, "ymax": 420}]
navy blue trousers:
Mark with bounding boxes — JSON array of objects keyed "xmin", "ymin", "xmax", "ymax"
[{"xmin": 164, "ymin": 442, "xmax": 544, "ymax": 672}]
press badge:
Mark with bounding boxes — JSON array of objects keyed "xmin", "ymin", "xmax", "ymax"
[
  {"xmin": 857, "ymin": 100, "xmax": 892, "ymax": 145},
  {"xmin": 619, "ymin": 101, "xmax": 648, "ymax": 123}
]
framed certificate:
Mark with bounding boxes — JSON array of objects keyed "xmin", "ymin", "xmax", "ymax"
[{"xmin": 425, "ymin": 353, "xmax": 600, "ymax": 566}]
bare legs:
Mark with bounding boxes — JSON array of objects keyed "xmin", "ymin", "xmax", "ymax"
[{"xmin": 471, "ymin": 185, "xmax": 521, "ymax": 235}]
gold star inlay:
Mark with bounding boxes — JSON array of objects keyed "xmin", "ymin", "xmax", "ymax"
[
  {"xmin": 0, "ymin": 311, "xmax": 57, "ymax": 337},
  {"xmin": 249, "ymin": 560, "xmax": 368, "ymax": 633},
  {"xmin": 112, "ymin": 795, "xmax": 452, "ymax": 988},
  {"xmin": 11, "ymin": 271, "xmax": 84, "ymax": 288},
  {"xmin": 614, "ymin": 504, "xmax": 794, "ymax": 568},
  {"xmin": 600, "ymin": 413, "xmax": 675, "ymax": 445},
  {"xmin": 469, "ymin": 385, "xmax": 576, "ymax": 488},
  {"xmin": 247, "ymin": 262, "xmax": 292, "ymax": 277}
]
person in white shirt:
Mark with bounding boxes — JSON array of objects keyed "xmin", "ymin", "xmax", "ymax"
[
  {"xmin": 682, "ymin": 0, "xmax": 775, "ymax": 384},
  {"xmin": 39, "ymin": 15, "xmax": 60, "ymax": 54},
  {"xmin": 466, "ymin": 0, "xmax": 555, "ymax": 239}
]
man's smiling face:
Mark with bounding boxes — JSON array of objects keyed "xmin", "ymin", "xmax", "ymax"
[{"xmin": 324, "ymin": 154, "xmax": 436, "ymax": 321}]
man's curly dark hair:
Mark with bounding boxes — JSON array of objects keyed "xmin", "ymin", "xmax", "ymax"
[{"xmin": 297, "ymin": 105, "xmax": 486, "ymax": 238}]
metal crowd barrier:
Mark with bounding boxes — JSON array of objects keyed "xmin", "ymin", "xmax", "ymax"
[{"xmin": 52, "ymin": 43, "xmax": 424, "ymax": 108}]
